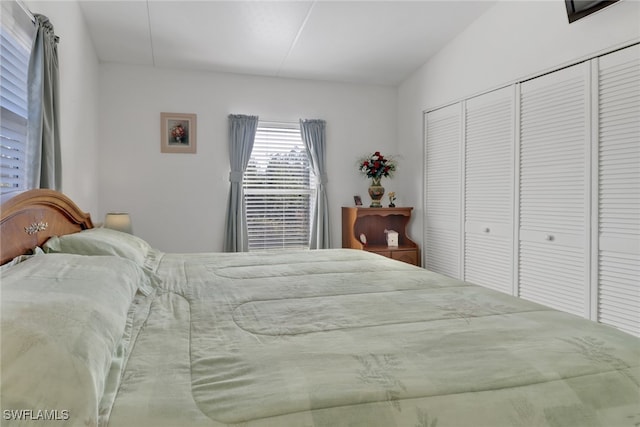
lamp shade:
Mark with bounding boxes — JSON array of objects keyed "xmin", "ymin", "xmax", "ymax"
[{"xmin": 104, "ymin": 212, "xmax": 132, "ymax": 234}]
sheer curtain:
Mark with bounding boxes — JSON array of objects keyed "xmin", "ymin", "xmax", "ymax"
[
  {"xmin": 224, "ymin": 114, "xmax": 258, "ymax": 252},
  {"xmin": 27, "ymin": 14, "xmax": 60, "ymax": 190},
  {"xmin": 299, "ymin": 119, "xmax": 330, "ymax": 249}
]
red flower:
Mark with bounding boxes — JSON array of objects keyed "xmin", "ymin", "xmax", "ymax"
[{"xmin": 358, "ymin": 151, "xmax": 397, "ymax": 179}]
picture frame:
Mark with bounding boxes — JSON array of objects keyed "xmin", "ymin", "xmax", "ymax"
[
  {"xmin": 161, "ymin": 112, "xmax": 197, "ymax": 153},
  {"xmin": 354, "ymin": 195, "xmax": 363, "ymax": 206}
]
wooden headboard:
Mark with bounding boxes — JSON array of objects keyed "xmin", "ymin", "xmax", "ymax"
[{"xmin": 0, "ymin": 189, "xmax": 94, "ymax": 265}]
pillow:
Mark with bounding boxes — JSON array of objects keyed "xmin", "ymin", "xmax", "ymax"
[
  {"xmin": 0, "ymin": 253, "xmax": 153, "ymax": 426},
  {"xmin": 43, "ymin": 227, "xmax": 163, "ymax": 273},
  {"xmin": 0, "ymin": 246, "xmax": 45, "ymax": 271}
]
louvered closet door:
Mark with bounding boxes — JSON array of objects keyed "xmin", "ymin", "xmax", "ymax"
[
  {"xmin": 519, "ymin": 62, "xmax": 590, "ymax": 317},
  {"xmin": 424, "ymin": 103, "xmax": 462, "ymax": 278},
  {"xmin": 596, "ymin": 44, "xmax": 640, "ymax": 336},
  {"xmin": 464, "ymin": 86, "xmax": 515, "ymax": 294}
]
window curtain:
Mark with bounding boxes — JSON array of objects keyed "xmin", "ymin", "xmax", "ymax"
[
  {"xmin": 26, "ymin": 14, "xmax": 60, "ymax": 191},
  {"xmin": 300, "ymin": 119, "xmax": 330, "ymax": 249},
  {"xmin": 223, "ymin": 114, "xmax": 258, "ymax": 252}
]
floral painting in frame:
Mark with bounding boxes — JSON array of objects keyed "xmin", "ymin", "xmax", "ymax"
[{"xmin": 161, "ymin": 112, "xmax": 197, "ymax": 153}]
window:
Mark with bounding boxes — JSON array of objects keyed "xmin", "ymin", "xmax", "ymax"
[
  {"xmin": 0, "ymin": 1, "xmax": 34, "ymax": 195},
  {"xmin": 244, "ymin": 122, "xmax": 316, "ymax": 251}
]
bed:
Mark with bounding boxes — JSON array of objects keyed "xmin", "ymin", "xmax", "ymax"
[{"xmin": 1, "ymin": 189, "xmax": 639, "ymax": 427}]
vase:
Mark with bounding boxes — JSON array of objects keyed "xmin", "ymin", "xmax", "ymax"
[{"xmin": 368, "ymin": 177, "xmax": 385, "ymax": 207}]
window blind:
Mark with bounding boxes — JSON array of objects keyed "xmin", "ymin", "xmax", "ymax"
[
  {"xmin": 0, "ymin": 1, "xmax": 34, "ymax": 194},
  {"xmin": 244, "ymin": 122, "xmax": 315, "ymax": 251}
]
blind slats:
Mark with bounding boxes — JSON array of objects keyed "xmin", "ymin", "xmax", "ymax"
[
  {"xmin": 0, "ymin": 4, "xmax": 32, "ymax": 194},
  {"xmin": 244, "ymin": 123, "xmax": 315, "ymax": 251}
]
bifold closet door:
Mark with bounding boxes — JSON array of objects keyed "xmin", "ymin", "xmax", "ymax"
[
  {"xmin": 424, "ymin": 103, "xmax": 462, "ymax": 278},
  {"xmin": 518, "ymin": 62, "xmax": 590, "ymax": 318},
  {"xmin": 464, "ymin": 86, "xmax": 515, "ymax": 294},
  {"xmin": 595, "ymin": 44, "xmax": 640, "ymax": 336}
]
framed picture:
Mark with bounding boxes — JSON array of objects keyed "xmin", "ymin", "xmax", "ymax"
[
  {"xmin": 354, "ymin": 195, "xmax": 363, "ymax": 206},
  {"xmin": 161, "ymin": 112, "xmax": 197, "ymax": 153}
]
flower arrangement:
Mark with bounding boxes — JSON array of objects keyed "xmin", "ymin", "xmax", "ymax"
[
  {"xmin": 171, "ymin": 123, "xmax": 186, "ymax": 142},
  {"xmin": 358, "ymin": 151, "xmax": 396, "ymax": 180}
]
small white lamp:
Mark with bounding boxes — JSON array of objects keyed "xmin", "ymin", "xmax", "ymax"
[{"xmin": 104, "ymin": 212, "xmax": 133, "ymax": 234}]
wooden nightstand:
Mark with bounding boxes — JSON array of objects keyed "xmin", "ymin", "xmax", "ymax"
[{"xmin": 341, "ymin": 206, "xmax": 420, "ymax": 266}]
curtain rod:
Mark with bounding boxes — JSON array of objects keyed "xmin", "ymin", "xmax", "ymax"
[
  {"xmin": 16, "ymin": 0, "xmax": 35, "ymax": 23},
  {"xmin": 16, "ymin": 0, "xmax": 60, "ymax": 42}
]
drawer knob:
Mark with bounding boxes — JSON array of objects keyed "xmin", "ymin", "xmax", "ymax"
[
  {"xmin": 545, "ymin": 234, "xmax": 554, "ymax": 241},
  {"xmin": 484, "ymin": 227, "xmax": 490, "ymax": 233}
]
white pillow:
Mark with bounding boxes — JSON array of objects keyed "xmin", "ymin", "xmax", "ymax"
[
  {"xmin": 1, "ymin": 253, "xmax": 153, "ymax": 426},
  {"xmin": 43, "ymin": 227, "xmax": 164, "ymax": 273}
]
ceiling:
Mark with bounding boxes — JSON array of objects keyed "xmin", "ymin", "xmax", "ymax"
[{"xmin": 78, "ymin": 0, "xmax": 496, "ymax": 86}]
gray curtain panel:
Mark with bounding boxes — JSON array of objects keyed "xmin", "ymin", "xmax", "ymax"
[
  {"xmin": 27, "ymin": 14, "xmax": 61, "ymax": 191},
  {"xmin": 224, "ymin": 114, "xmax": 258, "ymax": 252},
  {"xmin": 300, "ymin": 119, "xmax": 330, "ymax": 249}
]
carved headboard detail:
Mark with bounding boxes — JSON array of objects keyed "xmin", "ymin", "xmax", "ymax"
[{"xmin": 0, "ymin": 189, "xmax": 94, "ymax": 265}]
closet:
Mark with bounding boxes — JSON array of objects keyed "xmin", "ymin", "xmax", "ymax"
[
  {"xmin": 424, "ymin": 103, "xmax": 462, "ymax": 279},
  {"xmin": 595, "ymin": 45, "xmax": 639, "ymax": 336},
  {"xmin": 423, "ymin": 43, "xmax": 639, "ymax": 336},
  {"xmin": 518, "ymin": 62, "xmax": 590, "ymax": 318},
  {"xmin": 464, "ymin": 86, "xmax": 515, "ymax": 294}
]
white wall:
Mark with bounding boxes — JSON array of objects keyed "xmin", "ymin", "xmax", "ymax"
[
  {"xmin": 27, "ymin": 0, "xmax": 637, "ymax": 255},
  {"xmin": 98, "ymin": 64, "xmax": 396, "ymax": 252},
  {"xmin": 397, "ymin": 0, "xmax": 640, "ymax": 247},
  {"xmin": 26, "ymin": 1, "xmax": 100, "ymax": 215}
]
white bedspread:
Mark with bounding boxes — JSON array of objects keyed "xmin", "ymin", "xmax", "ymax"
[{"xmin": 106, "ymin": 249, "xmax": 640, "ymax": 427}]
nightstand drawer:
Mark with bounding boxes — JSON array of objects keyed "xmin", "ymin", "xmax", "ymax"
[
  {"xmin": 391, "ymin": 249, "xmax": 418, "ymax": 266},
  {"xmin": 369, "ymin": 250, "xmax": 391, "ymax": 258}
]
